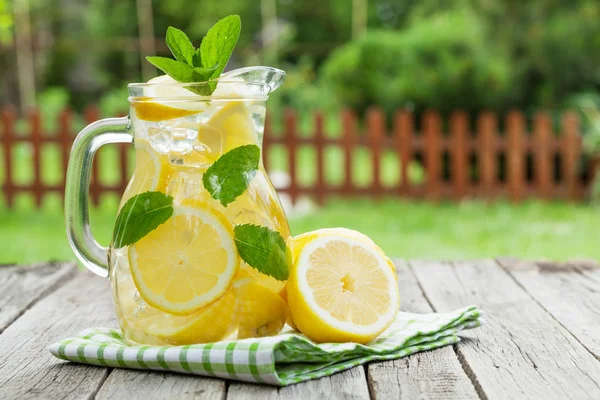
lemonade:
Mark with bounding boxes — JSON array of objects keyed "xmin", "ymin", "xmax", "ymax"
[{"xmin": 109, "ymin": 94, "xmax": 291, "ymax": 345}]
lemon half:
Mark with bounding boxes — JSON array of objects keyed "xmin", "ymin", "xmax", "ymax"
[{"xmin": 288, "ymin": 234, "xmax": 400, "ymax": 344}]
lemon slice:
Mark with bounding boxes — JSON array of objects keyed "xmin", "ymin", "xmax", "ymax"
[
  {"xmin": 129, "ymin": 201, "xmax": 239, "ymax": 315},
  {"xmin": 142, "ymin": 74, "xmax": 210, "ymax": 112},
  {"xmin": 139, "ymin": 291, "xmax": 236, "ymax": 344},
  {"xmin": 291, "ymin": 228, "xmax": 395, "ymax": 272},
  {"xmin": 132, "ymin": 98, "xmax": 200, "ymax": 121},
  {"xmin": 287, "ymin": 234, "xmax": 400, "ymax": 344},
  {"xmin": 120, "ymin": 140, "xmax": 169, "ymax": 206},
  {"xmin": 234, "ymin": 279, "xmax": 288, "ymax": 339},
  {"xmin": 117, "ymin": 272, "xmax": 237, "ymax": 344},
  {"xmin": 200, "ymin": 102, "xmax": 257, "ymax": 153}
]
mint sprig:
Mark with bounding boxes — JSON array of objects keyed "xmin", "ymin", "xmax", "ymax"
[
  {"xmin": 146, "ymin": 15, "xmax": 241, "ymax": 95},
  {"xmin": 202, "ymin": 145, "xmax": 260, "ymax": 207},
  {"xmin": 234, "ymin": 224, "xmax": 289, "ymax": 281},
  {"xmin": 112, "ymin": 191, "xmax": 174, "ymax": 248},
  {"xmin": 165, "ymin": 26, "xmax": 194, "ymax": 65}
]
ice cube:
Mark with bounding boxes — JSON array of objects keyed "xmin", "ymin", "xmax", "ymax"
[
  {"xmin": 166, "ymin": 171, "xmax": 203, "ymax": 201},
  {"xmin": 197, "ymin": 125, "xmax": 223, "ymax": 157},
  {"xmin": 169, "ymin": 127, "xmax": 197, "ymax": 154},
  {"xmin": 148, "ymin": 127, "xmax": 170, "ymax": 154}
]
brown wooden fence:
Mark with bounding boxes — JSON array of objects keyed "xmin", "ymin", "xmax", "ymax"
[{"xmin": 0, "ymin": 106, "xmax": 593, "ymax": 208}]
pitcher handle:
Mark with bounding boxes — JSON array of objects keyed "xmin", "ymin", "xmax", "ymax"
[{"xmin": 65, "ymin": 117, "xmax": 133, "ymax": 277}]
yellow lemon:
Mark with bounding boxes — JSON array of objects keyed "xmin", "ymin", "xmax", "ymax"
[
  {"xmin": 140, "ymin": 291, "xmax": 237, "ymax": 344},
  {"xmin": 129, "ymin": 200, "xmax": 239, "ymax": 315},
  {"xmin": 291, "ymin": 228, "xmax": 395, "ymax": 272},
  {"xmin": 199, "ymin": 102, "xmax": 257, "ymax": 153},
  {"xmin": 132, "ymin": 98, "xmax": 200, "ymax": 121},
  {"xmin": 234, "ymin": 279, "xmax": 288, "ymax": 339},
  {"xmin": 116, "ymin": 274, "xmax": 236, "ymax": 345},
  {"xmin": 278, "ymin": 283, "xmax": 298, "ymax": 331},
  {"xmin": 287, "ymin": 234, "xmax": 400, "ymax": 344},
  {"xmin": 120, "ymin": 140, "xmax": 170, "ymax": 206}
]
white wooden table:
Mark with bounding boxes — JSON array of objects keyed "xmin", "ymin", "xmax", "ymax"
[{"xmin": 1, "ymin": 259, "xmax": 599, "ymax": 399}]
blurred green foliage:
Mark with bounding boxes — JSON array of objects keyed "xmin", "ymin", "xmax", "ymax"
[
  {"xmin": 322, "ymin": 8, "xmax": 515, "ymax": 114},
  {"xmin": 322, "ymin": 0, "xmax": 600, "ymax": 115},
  {"xmin": 2, "ymin": 0, "xmax": 600, "ymax": 117}
]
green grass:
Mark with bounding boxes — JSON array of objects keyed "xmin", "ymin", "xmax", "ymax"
[{"xmin": 1, "ymin": 195, "xmax": 598, "ymax": 265}]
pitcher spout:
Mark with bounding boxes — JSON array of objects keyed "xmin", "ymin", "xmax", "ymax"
[{"xmin": 217, "ymin": 66, "xmax": 286, "ymax": 96}]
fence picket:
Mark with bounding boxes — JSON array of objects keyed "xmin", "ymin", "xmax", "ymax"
[
  {"xmin": 59, "ymin": 109, "xmax": 73, "ymax": 199},
  {"xmin": 284, "ymin": 109, "xmax": 298, "ymax": 205},
  {"xmin": 29, "ymin": 109, "xmax": 43, "ymax": 206},
  {"xmin": 1, "ymin": 107, "xmax": 16, "ymax": 207},
  {"xmin": 395, "ymin": 111, "xmax": 412, "ymax": 196},
  {"xmin": 561, "ymin": 112, "xmax": 580, "ymax": 201},
  {"xmin": 534, "ymin": 112, "xmax": 553, "ymax": 199},
  {"xmin": 342, "ymin": 110, "xmax": 357, "ymax": 195},
  {"xmin": 450, "ymin": 111, "xmax": 468, "ymax": 199},
  {"xmin": 314, "ymin": 112, "xmax": 325, "ymax": 205},
  {"xmin": 367, "ymin": 108, "xmax": 385, "ymax": 197},
  {"xmin": 262, "ymin": 115, "xmax": 272, "ymax": 172},
  {"xmin": 507, "ymin": 111, "xmax": 525, "ymax": 202},
  {"xmin": 423, "ymin": 110, "xmax": 442, "ymax": 201},
  {"xmin": 84, "ymin": 106, "xmax": 101, "ymax": 205},
  {"xmin": 479, "ymin": 112, "xmax": 497, "ymax": 198}
]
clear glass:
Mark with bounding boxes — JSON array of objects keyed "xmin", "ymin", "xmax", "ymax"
[{"xmin": 66, "ymin": 68, "xmax": 291, "ymax": 345}]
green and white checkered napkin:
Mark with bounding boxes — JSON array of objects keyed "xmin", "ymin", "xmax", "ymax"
[{"xmin": 49, "ymin": 305, "xmax": 484, "ymax": 386}]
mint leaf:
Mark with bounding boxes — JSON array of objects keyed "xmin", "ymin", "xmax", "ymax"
[
  {"xmin": 192, "ymin": 48, "xmax": 203, "ymax": 67},
  {"xmin": 166, "ymin": 27, "xmax": 195, "ymax": 65},
  {"xmin": 112, "ymin": 191, "xmax": 174, "ymax": 248},
  {"xmin": 146, "ymin": 56, "xmax": 196, "ymax": 81},
  {"xmin": 202, "ymin": 145, "xmax": 260, "ymax": 206},
  {"xmin": 234, "ymin": 224, "xmax": 289, "ymax": 281},
  {"xmin": 200, "ymin": 15, "xmax": 241, "ymax": 80}
]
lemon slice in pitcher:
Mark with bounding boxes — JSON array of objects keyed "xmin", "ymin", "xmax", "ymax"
[
  {"xmin": 129, "ymin": 201, "xmax": 239, "ymax": 315},
  {"xmin": 287, "ymin": 234, "xmax": 400, "ymax": 344},
  {"xmin": 120, "ymin": 140, "xmax": 170, "ymax": 205}
]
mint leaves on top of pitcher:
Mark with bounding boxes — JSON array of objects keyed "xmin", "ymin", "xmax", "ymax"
[{"xmin": 146, "ymin": 15, "xmax": 241, "ymax": 95}]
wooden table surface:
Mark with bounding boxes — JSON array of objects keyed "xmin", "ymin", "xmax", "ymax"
[{"xmin": 1, "ymin": 259, "xmax": 600, "ymax": 400}]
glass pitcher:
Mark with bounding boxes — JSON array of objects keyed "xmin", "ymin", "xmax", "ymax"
[{"xmin": 65, "ymin": 67, "xmax": 291, "ymax": 345}]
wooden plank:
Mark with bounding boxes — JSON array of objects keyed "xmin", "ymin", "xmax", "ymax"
[
  {"xmin": 450, "ymin": 111, "xmax": 468, "ymax": 200},
  {"xmin": 423, "ymin": 110, "xmax": 442, "ymax": 201},
  {"xmin": 0, "ymin": 262, "xmax": 76, "ymax": 333},
  {"xmin": 366, "ymin": 261, "xmax": 479, "ymax": 400},
  {"xmin": 285, "ymin": 109, "xmax": 298, "ymax": 205},
  {"xmin": 507, "ymin": 111, "xmax": 525, "ymax": 202},
  {"xmin": 227, "ymin": 366, "xmax": 370, "ymax": 400},
  {"xmin": 561, "ymin": 112, "xmax": 580, "ymax": 201},
  {"xmin": 314, "ymin": 111, "xmax": 326, "ymax": 205},
  {"xmin": 97, "ymin": 370, "xmax": 226, "ymax": 400},
  {"xmin": 1, "ymin": 107, "xmax": 16, "ymax": 207},
  {"xmin": 395, "ymin": 110, "xmax": 412, "ymax": 196},
  {"xmin": 499, "ymin": 258, "xmax": 600, "ymax": 361},
  {"xmin": 478, "ymin": 111, "xmax": 496, "ymax": 198},
  {"xmin": 367, "ymin": 108, "xmax": 384, "ymax": 197},
  {"xmin": 411, "ymin": 259, "xmax": 600, "ymax": 400},
  {"xmin": 534, "ymin": 112, "xmax": 553, "ymax": 199},
  {"xmin": 0, "ymin": 273, "xmax": 115, "ymax": 399}
]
